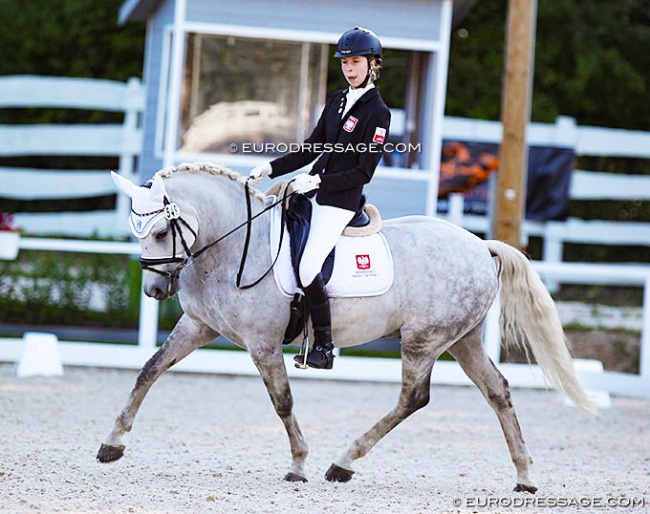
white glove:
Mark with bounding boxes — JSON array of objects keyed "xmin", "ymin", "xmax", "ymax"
[
  {"xmin": 249, "ymin": 162, "xmax": 272, "ymax": 184},
  {"xmin": 290, "ymin": 173, "xmax": 321, "ymax": 194}
]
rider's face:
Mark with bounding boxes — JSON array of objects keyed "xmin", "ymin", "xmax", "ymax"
[{"xmin": 341, "ymin": 56, "xmax": 372, "ymax": 89}]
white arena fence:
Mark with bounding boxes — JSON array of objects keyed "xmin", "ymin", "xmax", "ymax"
[
  {"xmin": 1, "ymin": 76, "xmax": 649, "ymax": 399},
  {"xmin": 0, "ymin": 75, "xmax": 143, "ymax": 236}
]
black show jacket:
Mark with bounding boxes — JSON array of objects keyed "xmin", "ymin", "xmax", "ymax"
[{"xmin": 269, "ymin": 87, "xmax": 391, "ymax": 211}]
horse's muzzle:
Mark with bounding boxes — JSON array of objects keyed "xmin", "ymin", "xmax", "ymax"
[{"xmin": 144, "ymin": 273, "xmax": 179, "ymax": 300}]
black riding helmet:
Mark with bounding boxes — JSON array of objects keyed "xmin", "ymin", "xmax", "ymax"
[
  {"xmin": 334, "ymin": 27, "xmax": 382, "ymax": 88},
  {"xmin": 334, "ymin": 27, "xmax": 382, "ymax": 59}
]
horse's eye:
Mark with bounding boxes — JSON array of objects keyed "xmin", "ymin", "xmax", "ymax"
[{"xmin": 154, "ymin": 230, "xmax": 168, "ymax": 240}]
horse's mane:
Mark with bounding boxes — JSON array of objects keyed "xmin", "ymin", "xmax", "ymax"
[{"xmin": 156, "ymin": 162, "xmax": 267, "ymax": 202}]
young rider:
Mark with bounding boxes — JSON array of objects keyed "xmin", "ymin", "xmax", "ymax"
[{"xmin": 250, "ymin": 27, "xmax": 391, "ymax": 370}]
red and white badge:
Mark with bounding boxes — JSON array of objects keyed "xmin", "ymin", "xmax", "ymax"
[
  {"xmin": 372, "ymin": 127, "xmax": 386, "ymax": 143},
  {"xmin": 356, "ymin": 254, "xmax": 371, "ymax": 270},
  {"xmin": 343, "ymin": 116, "xmax": 358, "ymax": 133}
]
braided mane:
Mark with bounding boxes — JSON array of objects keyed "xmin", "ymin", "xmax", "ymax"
[{"xmin": 156, "ymin": 161, "xmax": 267, "ymax": 202}]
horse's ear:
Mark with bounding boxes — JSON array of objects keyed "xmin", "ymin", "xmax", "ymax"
[
  {"xmin": 148, "ymin": 173, "xmax": 168, "ymax": 203},
  {"xmin": 111, "ymin": 171, "xmax": 140, "ymax": 199}
]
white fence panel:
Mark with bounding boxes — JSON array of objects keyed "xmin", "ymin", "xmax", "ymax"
[
  {"xmin": 0, "ymin": 75, "xmax": 144, "ymax": 237},
  {"xmin": 0, "ymin": 75, "xmax": 144, "ymax": 111},
  {"xmin": 0, "ymin": 125, "xmax": 142, "ymax": 156},
  {"xmin": 1, "ymin": 77, "xmax": 650, "ymax": 398},
  {"xmin": 0, "ymin": 169, "xmax": 116, "ymax": 200}
]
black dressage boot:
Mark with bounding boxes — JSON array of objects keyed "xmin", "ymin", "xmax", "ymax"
[{"xmin": 293, "ymin": 274, "xmax": 335, "ymax": 370}]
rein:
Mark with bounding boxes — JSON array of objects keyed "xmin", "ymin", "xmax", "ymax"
[{"xmin": 140, "ymin": 179, "xmax": 294, "ymax": 290}]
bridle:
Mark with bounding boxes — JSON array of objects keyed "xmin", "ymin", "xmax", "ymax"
[{"xmin": 137, "ymin": 179, "xmax": 293, "ymax": 289}]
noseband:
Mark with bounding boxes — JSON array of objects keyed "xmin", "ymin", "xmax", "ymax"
[{"xmin": 138, "ymin": 179, "xmax": 292, "ymax": 289}]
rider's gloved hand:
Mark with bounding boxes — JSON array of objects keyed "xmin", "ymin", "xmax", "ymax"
[
  {"xmin": 290, "ymin": 173, "xmax": 321, "ymax": 194},
  {"xmin": 249, "ymin": 162, "xmax": 272, "ymax": 185}
]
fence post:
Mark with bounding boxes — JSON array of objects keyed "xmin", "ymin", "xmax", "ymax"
[
  {"xmin": 447, "ymin": 193, "xmax": 465, "ymax": 226},
  {"xmin": 553, "ymin": 116, "xmax": 578, "ymax": 147},
  {"xmin": 543, "ymin": 223, "xmax": 563, "ymax": 293},
  {"xmin": 641, "ymin": 277, "xmax": 650, "ymax": 382},
  {"xmin": 138, "ymin": 286, "xmax": 159, "ymax": 350},
  {"xmin": 115, "ymin": 77, "xmax": 143, "ymax": 234}
]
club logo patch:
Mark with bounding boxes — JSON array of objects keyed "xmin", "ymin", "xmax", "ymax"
[
  {"xmin": 356, "ymin": 254, "xmax": 371, "ymax": 270},
  {"xmin": 343, "ymin": 116, "xmax": 358, "ymax": 133},
  {"xmin": 372, "ymin": 127, "xmax": 386, "ymax": 143}
]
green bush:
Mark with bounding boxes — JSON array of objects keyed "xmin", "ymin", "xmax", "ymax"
[{"xmin": 0, "ymin": 249, "xmax": 166, "ymax": 328}]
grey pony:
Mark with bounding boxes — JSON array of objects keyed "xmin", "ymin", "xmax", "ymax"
[{"xmin": 99, "ymin": 162, "xmax": 595, "ymax": 492}]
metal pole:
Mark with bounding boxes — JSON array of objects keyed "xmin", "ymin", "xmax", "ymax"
[{"xmin": 492, "ymin": 0, "xmax": 538, "ymax": 247}]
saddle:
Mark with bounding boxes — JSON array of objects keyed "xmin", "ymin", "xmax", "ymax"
[{"xmin": 265, "ymin": 181, "xmax": 382, "ymax": 344}]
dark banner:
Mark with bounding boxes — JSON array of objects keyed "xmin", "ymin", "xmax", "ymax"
[{"xmin": 438, "ymin": 140, "xmax": 575, "ymax": 221}]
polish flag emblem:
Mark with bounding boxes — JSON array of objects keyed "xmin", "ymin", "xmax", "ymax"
[
  {"xmin": 356, "ymin": 254, "xmax": 371, "ymax": 270},
  {"xmin": 372, "ymin": 127, "xmax": 386, "ymax": 143},
  {"xmin": 343, "ymin": 116, "xmax": 358, "ymax": 133}
]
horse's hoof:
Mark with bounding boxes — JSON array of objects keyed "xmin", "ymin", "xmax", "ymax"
[
  {"xmin": 96, "ymin": 444, "xmax": 125, "ymax": 463},
  {"xmin": 514, "ymin": 483, "xmax": 538, "ymax": 494},
  {"xmin": 283, "ymin": 472, "xmax": 308, "ymax": 483},
  {"xmin": 325, "ymin": 463, "xmax": 355, "ymax": 483}
]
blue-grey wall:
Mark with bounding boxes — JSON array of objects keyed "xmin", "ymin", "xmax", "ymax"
[
  {"xmin": 139, "ymin": 0, "xmax": 174, "ymax": 181},
  {"xmin": 185, "ymin": 0, "xmax": 443, "ymax": 42}
]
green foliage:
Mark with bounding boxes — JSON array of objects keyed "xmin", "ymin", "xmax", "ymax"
[
  {"xmin": 0, "ymin": 250, "xmax": 149, "ymax": 328},
  {"xmin": 447, "ymin": 0, "xmax": 650, "ymax": 130},
  {"xmin": 446, "ymin": 0, "xmax": 507, "ymax": 120},
  {"xmin": 0, "ymin": 0, "xmax": 144, "ymax": 81}
]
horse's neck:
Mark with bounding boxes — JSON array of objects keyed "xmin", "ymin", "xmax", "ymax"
[{"xmin": 182, "ymin": 175, "xmax": 270, "ymax": 270}]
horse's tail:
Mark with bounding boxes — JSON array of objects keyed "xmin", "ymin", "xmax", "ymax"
[{"xmin": 487, "ymin": 240, "xmax": 597, "ymax": 414}]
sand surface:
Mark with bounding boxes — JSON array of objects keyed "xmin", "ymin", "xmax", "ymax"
[{"xmin": 1, "ymin": 364, "xmax": 648, "ymax": 513}]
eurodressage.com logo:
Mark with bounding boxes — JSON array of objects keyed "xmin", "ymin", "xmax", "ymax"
[
  {"xmin": 452, "ymin": 496, "xmax": 648, "ymax": 509},
  {"xmin": 229, "ymin": 142, "xmax": 422, "ymax": 154}
]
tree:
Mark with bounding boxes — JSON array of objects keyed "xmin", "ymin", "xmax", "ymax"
[
  {"xmin": 447, "ymin": 0, "xmax": 650, "ymax": 131},
  {"xmin": 0, "ymin": 0, "xmax": 144, "ymax": 80}
]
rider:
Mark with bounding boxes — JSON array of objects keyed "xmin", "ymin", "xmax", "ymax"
[{"xmin": 250, "ymin": 27, "xmax": 391, "ymax": 370}]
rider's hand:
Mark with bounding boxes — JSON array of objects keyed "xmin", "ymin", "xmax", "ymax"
[
  {"xmin": 290, "ymin": 173, "xmax": 321, "ymax": 194},
  {"xmin": 249, "ymin": 162, "xmax": 272, "ymax": 185}
]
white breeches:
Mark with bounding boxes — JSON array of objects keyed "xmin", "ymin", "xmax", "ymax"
[{"xmin": 298, "ymin": 197, "xmax": 355, "ymax": 287}]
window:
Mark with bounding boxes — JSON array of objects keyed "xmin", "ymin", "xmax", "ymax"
[{"xmin": 179, "ymin": 34, "xmax": 327, "ymax": 155}]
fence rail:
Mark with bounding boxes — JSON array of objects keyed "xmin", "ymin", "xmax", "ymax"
[
  {"xmin": 1, "ymin": 76, "xmax": 649, "ymax": 399},
  {"xmin": 0, "ymin": 235, "xmax": 647, "ymax": 400},
  {"xmin": 0, "ymin": 75, "xmax": 143, "ymax": 237}
]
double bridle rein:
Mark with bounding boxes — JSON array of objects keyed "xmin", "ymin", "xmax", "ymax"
[{"xmin": 137, "ymin": 179, "xmax": 292, "ymax": 290}]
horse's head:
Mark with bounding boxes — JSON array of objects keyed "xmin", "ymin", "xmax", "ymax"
[{"xmin": 111, "ymin": 171, "xmax": 198, "ymax": 300}]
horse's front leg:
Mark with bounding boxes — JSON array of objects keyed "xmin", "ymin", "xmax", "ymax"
[
  {"xmin": 248, "ymin": 341, "xmax": 309, "ymax": 482},
  {"xmin": 97, "ymin": 314, "xmax": 217, "ymax": 463}
]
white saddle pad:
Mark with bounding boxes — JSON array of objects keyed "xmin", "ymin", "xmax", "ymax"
[{"xmin": 268, "ymin": 199, "xmax": 394, "ymax": 298}]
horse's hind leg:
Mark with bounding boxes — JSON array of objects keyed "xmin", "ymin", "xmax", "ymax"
[
  {"xmin": 326, "ymin": 341, "xmax": 437, "ymax": 482},
  {"xmin": 447, "ymin": 324, "xmax": 537, "ymax": 493},
  {"xmin": 97, "ymin": 314, "xmax": 217, "ymax": 463}
]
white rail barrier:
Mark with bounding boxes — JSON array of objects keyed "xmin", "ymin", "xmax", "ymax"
[
  {"xmin": 0, "ymin": 75, "xmax": 144, "ymax": 237},
  {"xmin": 1, "ymin": 77, "xmax": 649, "ymax": 399},
  {"xmin": 1, "ymin": 236, "xmax": 648, "ymax": 400}
]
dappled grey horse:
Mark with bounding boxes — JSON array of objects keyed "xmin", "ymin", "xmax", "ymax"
[{"xmin": 99, "ymin": 162, "xmax": 595, "ymax": 492}]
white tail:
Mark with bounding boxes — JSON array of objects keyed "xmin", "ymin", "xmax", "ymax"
[{"xmin": 487, "ymin": 240, "xmax": 597, "ymax": 414}]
